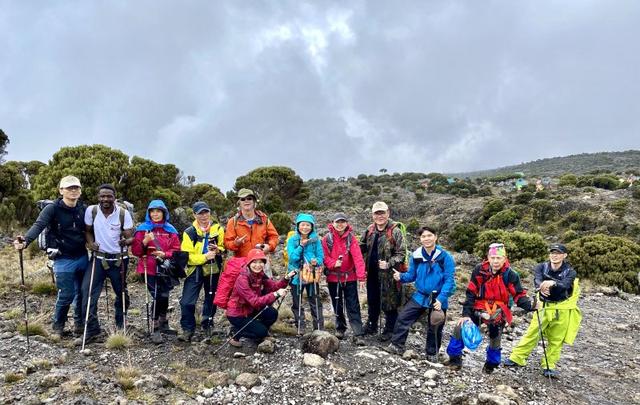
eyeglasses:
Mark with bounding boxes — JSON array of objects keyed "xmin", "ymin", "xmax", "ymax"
[{"xmin": 239, "ymin": 197, "xmax": 254, "ymax": 201}]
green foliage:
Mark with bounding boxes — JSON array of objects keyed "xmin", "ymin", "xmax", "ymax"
[
  {"xmin": 0, "ymin": 201, "xmax": 16, "ymax": 232},
  {"xmin": 233, "ymin": 166, "xmax": 305, "ymax": 213},
  {"xmin": 576, "ymin": 174, "xmax": 620, "ymax": 190},
  {"xmin": 406, "ymin": 218, "xmax": 420, "ymax": 235},
  {"xmin": 558, "ymin": 174, "xmax": 577, "ymax": 187},
  {"xmin": 269, "ymin": 212, "xmax": 293, "ymax": 236},
  {"xmin": 448, "ymin": 223, "xmax": 480, "ymax": 252},
  {"xmin": 0, "ymin": 129, "xmax": 8, "ymax": 163},
  {"xmin": 478, "ymin": 186, "xmax": 493, "ymax": 196},
  {"xmin": 514, "ymin": 192, "xmax": 534, "ymax": 204},
  {"xmin": 561, "ymin": 210, "xmax": 597, "ymax": 232},
  {"xmin": 474, "ymin": 230, "xmax": 547, "ymax": 261},
  {"xmin": 631, "ymin": 186, "xmax": 640, "ymax": 200},
  {"xmin": 562, "ymin": 230, "xmax": 579, "ymax": 242},
  {"xmin": 17, "ymin": 322, "xmax": 46, "ymax": 337},
  {"xmin": 529, "ymin": 200, "xmax": 557, "ymax": 223},
  {"xmin": 568, "ymin": 234, "xmax": 640, "ymax": 293},
  {"xmin": 608, "ymin": 199, "xmax": 630, "ymax": 217},
  {"xmin": 31, "ymin": 281, "xmax": 57, "ymax": 295},
  {"xmin": 534, "ymin": 190, "xmax": 549, "ymax": 199},
  {"xmin": 486, "ymin": 209, "xmax": 518, "ymax": 229},
  {"xmin": 480, "ymin": 199, "xmax": 506, "ymax": 222},
  {"xmin": 105, "ymin": 332, "xmax": 132, "ymax": 350}
]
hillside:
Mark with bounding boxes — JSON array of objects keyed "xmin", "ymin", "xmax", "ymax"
[{"xmin": 449, "ymin": 150, "xmax": 640, "ymax": 178}]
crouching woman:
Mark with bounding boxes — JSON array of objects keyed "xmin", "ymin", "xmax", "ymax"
[{"xmin": 226, "ymin": 248, "xmax": 293, "ymax": 347}]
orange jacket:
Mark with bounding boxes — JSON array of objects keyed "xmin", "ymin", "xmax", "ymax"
[{"xmin": 224, "ymin": 210, "xmax": 279, "ymax": 257}]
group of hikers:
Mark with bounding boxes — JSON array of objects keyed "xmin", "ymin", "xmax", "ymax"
[{"xmin": 14, "ymin": 175, "xmax": 582, "ymax": 378}]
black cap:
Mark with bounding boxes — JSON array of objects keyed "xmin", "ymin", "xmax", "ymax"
[
  {"xmin": 549, "ymin": 243, "xmax": 567, "ymax": 254},
  {"xmin": 192, "ymin": 201, "xmax": 211, "ymax": 214},
  {"xmin": 332, "ymin": 212, "xmax": 349, "ymax": 222}
]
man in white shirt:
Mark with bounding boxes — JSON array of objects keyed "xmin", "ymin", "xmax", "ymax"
[{"xmin": 80, "ymin": 184, "xmax": 134, "ymax": 342}]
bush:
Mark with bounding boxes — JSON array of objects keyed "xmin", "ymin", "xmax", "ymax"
[
  {"xmin": 31, "ymin": 281, "xmax": 57, "ymax": 296},
  {"xmin": 562, "ymin": 230, "xmax": 579, "ymax": 242},
  {"xmin": 534, "ymin": 190, "xmax": 548, "ymax": 199},
  {"xmin": 558, "ymin": 174, "xmax": 577, "ymax": 187},
  {"xmin": 478, "ymin": 187, "xmax": 493, "ymax": 196},
  {"xmin": 486, "ymin": 209, "xmax": 518, "ymax": 229},
  {"xmin": 561, "ymin": 210, "xmax": 597, "ymax": 232},
  {"xmin": 567, "ymin": 234, "xmax": 640, "ymax": 294},
  {"xmin": 474, "ymin": 230, "xmax": 547, "ymax": 261},
  {"xmin": 480, "ymin": 199, "xmax": 506, "ymax": 222},
  {"xmin": 406, "ymin": 218, "xmax": 420, "ymax": 235},
  {"xmin": 631, "ymin": 186, "xmax": 640, "ymax": 200},
  {"xmin": 448, "ymin": 223, "xmax": 480, "ymax": 252},
  {"xmin": 269, "ymin": 212, "xmax": 292, "ymax": 236},
  {"xmin": 530, "ymin": 200, "xmax": 557, "ymax": 223},
  {"xmin": 608, "ymin": 199, "xmax": 629, "ymax": 217}
]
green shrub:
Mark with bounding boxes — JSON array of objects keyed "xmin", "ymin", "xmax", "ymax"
[
  {"xmin": 567, "ymin": 234, "xmax": 640, "ymax": 294},
  {"xmin": 558, "ymin": 174, "xmax": 577, "ymax": 187},
  {"xmin": 631, "ymin": 186, "xmax": 640, "ymax": 200},
  {"xmin": 474, "ymin": 230, "xmax": 547, "ymax": 261},
  {"xmin": 534, "ymin": 190, "xmax": 549, "ymax": 199},
  {"xmin": 448, "ymin": 223, "xmax": 480, "ymax": 252},
  {"xmin": 608, "ymin": 199, "xmax": 629, "ymax": 217},
  {"xmin": 514, "ymin": 192, "xmax": 534, "ymax": 205},
  {"xmin": 478, "ymin": 187, "xmax": 493, "ymax": 196},
  {"xmin": 562, "ymin": 230, "xmax": 579, "ymax": 242},
  {"xmin": 269, "ymin": 212, "xmax": 293, "ymax": 236},
  {"xmin": 487, "ymin": 209, "xmax": 518, "ymax": 229},
  {"xmin": 406, "ymin": 218, "xmax": 420, "ymax": 235},
  {"xmin": 31, "ymin": 281, "xmax": 57, "ymax": 296},
  {"xmin": 530, "ymin": 200, "xmax": 557, "ymax": 223},
  {"xmin": 561, "ymin": 210, "xmax": 597, "ymax": 232},
  {"xmin": 480, "ymin": 199, "xmax": 506, "ymax": 222}
]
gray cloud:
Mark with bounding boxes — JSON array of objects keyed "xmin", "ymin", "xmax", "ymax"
[{"xmin": 2, "ymin": 1, "xmax": 639, "ymax": 190}]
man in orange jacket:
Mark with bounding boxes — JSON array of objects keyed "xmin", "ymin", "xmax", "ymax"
[{"xmin": 224, "ymin": 189, "xmax": 279, "ymax": 258}]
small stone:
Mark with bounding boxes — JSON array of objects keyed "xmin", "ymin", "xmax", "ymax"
[
  {"xmin": 80, "ymin": 349, "xmax": 92, "ymax": 356},
  {"xmin": 303, "ymin": 353, "xmax": 326, "ymax": 367},
  {"xmin": 206, "ymin": 371, "xmax": 230, "ymax": 388},
  {"xmin": 424, "ymin": 369, "xmax": 438, "ymax": 380},
  {"xmin": 495, "ymin": 385, "xmax": 519, "ymax": 401},
  {"xmin": 402, "ymin": 349, "xmax": 419, "ymax": 360},
  {"xmin": 235, "ymin": 372, "xmax": 260, "ymax": 388},
  {"xmin": 477, "ymin": 393, "xmax": 512, "ymax": 405},
  {"xmin": 251, "ymin": 385, "xmax": 265, "ymax": 394},
  {"xmin": 202, "ymin": 388, "xmax": 214, "ymax": 398},
  {"xmin": 257, "ymin": 339, "xmax": 275, "ymax": 354},
  {"xmin": 424, "ymin": 380, "xmax": 437, "ymax": 387},
  {"xmin": 233, "ymin": 352, "xmax": 247, "ymax": 358}
]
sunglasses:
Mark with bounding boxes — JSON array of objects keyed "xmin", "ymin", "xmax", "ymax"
[{"xmin": 239, "ymin": 197, "xmax": 254, "ymax": 201}]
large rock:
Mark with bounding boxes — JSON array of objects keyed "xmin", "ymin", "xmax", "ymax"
[
  {"xmin": 478, "ymin": 393, "xmax": 514, "ymax": 405},
  {"xmin": 205, "ymin": 371, "xmax": 230, "ymax": 388},
  {"xmin": 303, "ymin": 353, "xmax": 325, "ymax": 367},
  {"xmin": 235, "ymin": 373, "xmax": 260, "ymax": 388},
  {"xmin": 301, "ymin": 330, "xmax": 339, "ymax": 358},
  {"xmin": 257, "ymin": 339, "xmax": 275, "ymax": 354}
]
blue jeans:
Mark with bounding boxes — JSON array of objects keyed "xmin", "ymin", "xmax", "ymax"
[
  {"xmin": 227, "ymin": 306, "xmax": 278, "ymax": 340},
  {"xmin": 82, "ymin": 256, "xmax": 130, "ymax": 335},
  {"xmin": 179, "ymin": 267, "xmax": 219, "ymax": 332},
  {"xmin": 52, "ymin": 256, "xmax": 88, "ymax": 329}
]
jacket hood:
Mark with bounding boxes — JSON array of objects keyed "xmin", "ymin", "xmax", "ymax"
[{"xmin": 145, "ymin": 199, "xmax": 170, "ymax": 223}]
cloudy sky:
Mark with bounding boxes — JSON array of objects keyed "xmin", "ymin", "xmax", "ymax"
[{"xmin": 2, "ymin": 1, "xmax": 639, "ymax": 190}]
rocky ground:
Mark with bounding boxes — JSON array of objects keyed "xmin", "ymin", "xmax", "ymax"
[{"xmin": 1, "ymin": 253, "xmax": 639, "ymax": 405}]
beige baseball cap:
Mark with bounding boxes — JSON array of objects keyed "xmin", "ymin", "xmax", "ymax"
[
  {"xmin": 59, "ymin": 176, "xmax": 81, "ymax": 188},
  {"xmin": 371, "ymin": 201, "xmax": 389, "ymax": 213}
]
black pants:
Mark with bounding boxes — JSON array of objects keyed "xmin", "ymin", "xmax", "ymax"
[
  {"xmin": 146, "ymin": 274, "xmax": 174, "ymax": 320},
  {"xmin": 366, "ymin": 267, "xmax": 397, "ymax": 332},
  {"xmin": 228, "ymin": 306, "xmax": 278, "ymax": 340},
  {"xmin": 291, "ymin": 283, "xmax": 324, "ymax": 330},
  {"xmin": 391, "ymin": 298, "xmax": 446, "ymax": 355},
  {"xmin": 328, "ymin": 280, "xmax": 363, "ymax": 335}
]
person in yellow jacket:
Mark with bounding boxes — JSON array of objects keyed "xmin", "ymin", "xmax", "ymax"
[
  {"xmin": 504, "ymin": 243, "xmax": 582, "ymax": 378},
  {"xmin": 177, "ymin": 201, "xmax": 225, "ymax": 342}
]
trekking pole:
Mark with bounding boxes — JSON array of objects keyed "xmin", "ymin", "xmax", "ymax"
[
  {"xmin": 17, "ymin": 243, "xmax": 30, "ymax": 352},
  {"xmin": 104, "ymin": 278, "xmax": 110, "ymax": 325},
  {"xmin": 429, "ymin": 290, "xmax": 437, "ymax": 360},
  {"xmin": 535, "ymin": 297, "xmax": 552, "ymax": 382},
  {"xmin": 213, "ymin": 295, "xmax": 286, "ymax": 356},
  {"xmin": 152, "ymin": 274, "xmax": 158, "ymax": 335},
  {"xmin": 297, "ymin": 272, "xmax": 303, "ymax": 336},
  {"xmin": 46, "ymin": 260, "xmax": 56, "ymax": 285},
  {"xmin": 81, "ymin": 253, "xmax": 97, "ymax": 351},
  {"xmin": 143, "ymin": 256, "xmax": 150, "ymax": 336},
  {"xmin": 208, "ymin": 236, "xmax": 218, "ymax": 339},
  {"xmin": 120, "ymin": 243, "xmax": 127, "ymax": 333},
  {"xmin": 314, "ymin": 264, "xmax": 323, "ymax": 331}
]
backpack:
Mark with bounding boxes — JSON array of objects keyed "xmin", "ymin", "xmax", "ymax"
[
  {"xmin": 183, "ymin": 225, "xmax": 224, "ymax": 272},
  {"xmin": 365, "ymin": 221, "xmax": 409, "ymax": 272},
  {"xmin": 213, "ymin": 256, "xmax": 247, "ymax": 309},
  {"xmin": 90, "ymin": 200, "xmax": 135, "ymax": 230},
  {"xmin": 283, "ymin": 230, "xmax": 296, "ymax": 268},
  {"xmin": 325, "ymin": 231, "xmax": 355, "ymax": 259},
  {"xmin": 36, "ymin": 199, "xmax": 56, "ymax": 251}
]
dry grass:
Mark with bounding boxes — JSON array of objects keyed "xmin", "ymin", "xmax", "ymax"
[
  {"xmin": 105, "ymin": 331, "xmax": 132, "ymax": 350},
  {"xmin": 32, "ymin": 358, "xmax": 53, "ymax": 370},
  {"xmin": 116, "ymin": 366, "xmax": 141, "ymax": 390},
  {"xmin": 2, "ymin": 308, "xmax": 21, "ymax": 320},
  {"xmin": 4, "ymin": 372, "xmax": 24, "ymax": 383},
  {"xmin": 0, "ymin": 246, "xmax": 48, "ymax": 292},
  {"xmin": 127, "ymin": 308, "xmax": 141, "ymax": 316},
  {"xmin": 271, "ymin": 321, "xmax": 297, "ymax": 336},
  {"xmin": 17, "ymin": 321, "xmax": 47, "ymax": 337},
  {"xmin": 324, "ymin": 320, "xmax": 336, "ymax": 331},
  {"xmin": 278, "ymin": 307, "xmax": 294, "ymax": 319},
  {"xmin": 31, "ymin": 281, "xmax": 57, "ymax": 295}
]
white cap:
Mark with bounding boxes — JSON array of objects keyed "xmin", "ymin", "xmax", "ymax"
[
  {"xmin": 371, "ymin": 201, "xmax": 389, "ymax": 213},
  {"xmin": 59, "ymin": 176, "xmax": 81, "ymax": 188}
]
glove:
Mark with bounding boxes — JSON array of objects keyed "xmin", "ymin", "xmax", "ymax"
[{"xmin": 46, "ymin": 248, "xmax": 60, "ymax": 259}]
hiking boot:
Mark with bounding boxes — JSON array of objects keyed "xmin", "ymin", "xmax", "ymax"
[
  {"xmin": 229, "ymin": 338, "xmax": 243, "ymax": 348},
  {"xmin": 426, "ymin": 354, "xmax": 439, "ymax": 364},
  {"xmin": 482, "ymin": 362, "xmax": 498, "ymax": 374},
  {"xmin": 444, "ymin": 356, "xmax": 463, "ymax": 371},
  {"xmin": 159, "ymin": 317, "xmax": 177, "ymax": 335},
  {"xmin": 151, "ymin": 331, "xmax": 164, "ymax": 344},
  {"xmin": 350, "ymin": 336, "xmax": 366, "ymax": 346},
  {"xmin": 73, "ymin": 329, "xmax": 104, "ymax": 346},
  {"xmin": 378, "ymin": 331, "xmax": 392, "ymax": 342},
  {"xmin": 51, "ymin": 323, "xmax": 65, "ymax": 339},
  {"xmin": 503, "ymin": 358, "xmax": 523, "ymax": 368},
  {"xmin": 177, "ymin": 330, "xmax": 194, "ymax": 342},
  {"xmin": 73, "ymin": 325, "xmax": 84, "ymax": 337},
  {"xmin": 542, "ymin": 369, "xmax": 559, "ymax": 378},
  {"xmin": 383, "ymin": 343, "xmax": 404, "ymax": 356},
  {"xmin": 335, "ymin": 330, "xmax": 345, "ymax": 340},
  {"xmin": 363, "ymin": 322, "xmax": 377, "ymax": 335}
]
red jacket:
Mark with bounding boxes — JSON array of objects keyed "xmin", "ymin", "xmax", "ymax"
[
  {"xmin": 226, "ymin": 269, "xmax": 288, "ymax": 318},
  {"xmin": 131, "ymin": 229, "xmax": 181, "ymax": 276},
  {"xmin": 322, "ymin": 224, "xmax": 366, "ymax": 283}
]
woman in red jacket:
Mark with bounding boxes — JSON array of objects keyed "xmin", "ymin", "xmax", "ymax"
[
  {"xmin": 322, "ymin": 212, "xmax": 366, "ymax": 344},
  {"xmin": 131, "ymin": 200, "xmax": 181, "ymax": 343},
  {"xmin": 226, "ymin": 248, "xmax": 293, "ymax": 347}
]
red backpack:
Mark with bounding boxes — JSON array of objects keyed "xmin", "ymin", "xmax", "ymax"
[{"xmin": 213, "ymin": 256, "xmax": 247, "ymax": 309}]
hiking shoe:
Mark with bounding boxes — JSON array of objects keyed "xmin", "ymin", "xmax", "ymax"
[
  {"xmin": 335, "ymin": 330, "xmax": 345, "ymax": 340},
  {"xmin": 503, "ymin": 358, "xmax": 523, "ymax": 368},
  {"xmin": 350, "ymin": 336, "xmax": 366, "ymax": 346},
  {"xmin": 426, "ymin": 354, "xmax": 439, "ymax": 363},
  {"xmin": 542, "ymin": 369, "xmax": 559, "ymax": 378},
  {"xmin": 383, "ymin": 343, "xmax": 404, "ymax": 355},
  {"xmin": 444, "ymin": 356, "xmax": 463, "ymax": 371},
  {"xmin": 482, "ymin": 363, "xmax": 498, "ymax": 374},
  {"xmin": 177, "ymin": 330, "xmax": 194, "ymax": 342},
  {"xmin": 159, "ymin": 322, "xmax": 178, "ymax": 336},
  {"xmin": 73, "ymin": 325, "xmax": 84, "ymax": 337},
  {"xmin": 378, "ymin": 331, "xmax": 392, "ymax": 342},
  {"xmin": 229, "ymin": 338, "xmax": 243, "ymax": 348},
  {"xmin": 363, "ymin": 322, "xmax": 377, "ymax": 335},
  {"xmin": 73, "ymin": 330, "xmax": 104, "ymax": 346},
  {"xmin": 151, "ymin": 331, "xmax": 164, "ymax": 344}
]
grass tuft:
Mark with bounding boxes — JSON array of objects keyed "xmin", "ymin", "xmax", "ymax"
[
  {"xmin": 4, "ymin": 372, "xmax": 24, "ymax": 383},
  {"xmin": 116, "ymin": 366, "xmax": 140, "ymax": 391},
  {"xmin": 31, "ymin": 281, "xmax": 57, "ymax": 295},
  {"xmin": 2, "ymin": 308, "xmax": 21, "ymax": 320},
  {"xmin": 106, "ymin": 332, "xmax": 132, "ymax": 350},
  {"xmin": 17, "ymin": 322, "xmax": 47, "ymax": 337},
  {"xmin": 271, "ymin": 321, "xmax": 297, "ymax": 336}
]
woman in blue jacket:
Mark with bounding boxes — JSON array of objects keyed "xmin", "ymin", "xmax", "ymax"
[
  {"xmin": 385, "ymin": 226, "xmax": 456, "ymax": 362},
  {"xmin": 287, "ymin": 213, "xmax": 324, "ymax": 334}
]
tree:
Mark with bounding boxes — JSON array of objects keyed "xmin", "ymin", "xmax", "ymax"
[
  {"xmin": 474, "ymin": 230, "xmax": 547, "ymax": 261},
  {"xmin": 0, "ymin": 129, "xmax": 8, "ymax": 164},
  {"xmin": 233, "ymin": 166, "xmax": 305, "ymax": 213}
]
